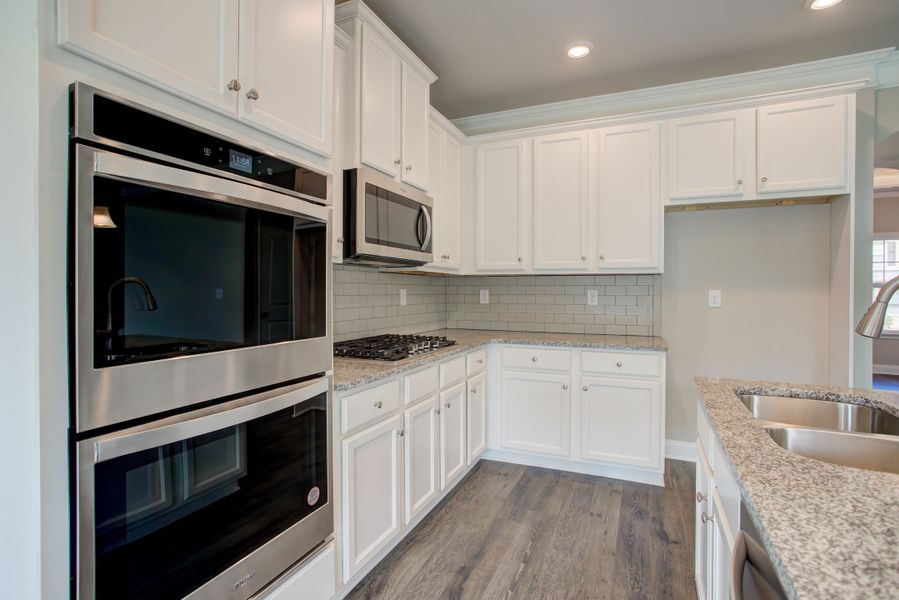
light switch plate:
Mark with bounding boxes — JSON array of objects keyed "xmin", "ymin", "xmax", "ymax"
[
  {"xmin": 400, "ymin": 289, "xmax": 407, "ymax": 306},
  {"xmin": 708, "ymin": 289, "xmax": 722, "ymax": 308},
  {"xmin": 480, "ymin": 289, "xmax": 489, "ymax": 304},
  {"xmin": 587, "ymin": 289, "xmax": 599, "ymax": 306}
]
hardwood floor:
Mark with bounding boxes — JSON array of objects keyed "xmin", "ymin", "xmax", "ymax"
[{"xmin": 347, "ymin": 459, "xmax": 696, "ymax": 600}]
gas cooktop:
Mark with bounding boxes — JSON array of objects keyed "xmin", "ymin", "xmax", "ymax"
[{"xmin": 334, "ymin": 334, "xmax": 456, "ymax": 362}]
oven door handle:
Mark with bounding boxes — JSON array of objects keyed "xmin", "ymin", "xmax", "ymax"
[{"xmin": 92, "ymin": 376, "xmax": 330, "ymax": 464}]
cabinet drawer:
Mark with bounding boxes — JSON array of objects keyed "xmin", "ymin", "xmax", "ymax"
[
  {"xmin": 581, "ymin": 351, "xmax": 661, "ymax": 378},
  {"xmin": 262, "ymin": 541, "xmax": 335, "ymax": 600},
  {"xmin": 405, "ymin": 366, "xmax": 438, "ymax": 405},
  {"xmin": 466, "ymin": 349, "xmax": 486, "ymax": 376},
  {"xmin": 341, "ymin": 379, "xmax": 401, "ymax": 434},
  {"xmin": 501, "ymin": 347, "xmax": 572, "ymax": 372},
  {"xmin": 440, "ymin": 356, "xmax": 466, "ymax": 388}
]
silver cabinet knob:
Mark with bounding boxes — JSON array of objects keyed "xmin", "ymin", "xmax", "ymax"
[
  {"xmin": 246, "ymin": 88, "xmax": 260, "ymax": 101},
  {"xmin": 616, "ymin": 361, "xmax": 623, "ymax": 367},
  {"xmin": 446, "ymin": 254, "xmax": 451, "ymax": 259},
  {"xmin": 531, "ymin": 356, "xmax": 538, "ymax": 362},
  {"xmin": 445, "ymin": 401, "xmax": 451, "ymax": 408},
  {"xmin": 562, "ymin": 384, "xmax": 568, "ymax": 390},
  {"xmin": 227, "ymin": 79, "xmax": 241, "ymax": 91},
  {"xmin": 736, "ymin": 179, "xmax": 743, "ymax": 185},
  {"xmin": 471, "ymin": 388, "xmax": 477, "ymax": 395},
  {"xmin": 696, "ymin": 491, "xmax": 706, "ymax": 503},
  {"xmin": 478, "ymin": 359, "xmax": 484, "ymax": 364},
  {"xmin": 581, "ymin": 256, "xmax": 586, "ymax": 261},
  {"xmin": 397, "ymin": 429, "xmax": 405, "ymax": 438},
  {"xmin": 599, "ymin": 255, "xmax": 605, "ymax": 261},
  {"xmin": 582, "ymin": 385, "xmax": 588, "ymax": 391},
  {"xmin": 761, "ymin": 176, "xmax": 768, "ymax": 183},
  {"xmin": 406, "ymin": 165, "xmax": 413, "ymax": 172},
  {"xmin": 701, "ymin": 512, "xmax": 713, "ymax": 524},
  {"xmin": 518, "ymin": 257, "xmax": 523, "ymax": 262},
  {"xmin": 373, "ymin": 400, "xmax": 383, "ymax": 409},
  {"xmin": 394, "ymin": 158, "xmax": 401, "ymax": 166},
  {"xmin": 435, "ymin": 408, "xmax": 441, "ymax": 415},
  {"xmin": 337, "ymin": 237, "xmax": 344, "ymax": 244}
]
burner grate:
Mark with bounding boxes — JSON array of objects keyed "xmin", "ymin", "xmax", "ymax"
[{"xmin": 334, "ymin": 334, "xmax": 456, "ymax": 361}]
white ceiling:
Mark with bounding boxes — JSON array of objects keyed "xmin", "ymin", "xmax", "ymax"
[{"xmin": 352, "ymin": 0, "xmax": 899, "ymax": 119}]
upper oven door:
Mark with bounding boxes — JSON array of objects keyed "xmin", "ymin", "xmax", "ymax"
[
  {"xmin": 73, "ymin": 145, "xmax": 332, "ymax": 433},
  {"xmin": 349, "ymin": 168, "xmax": 433, "ymax": 264}
]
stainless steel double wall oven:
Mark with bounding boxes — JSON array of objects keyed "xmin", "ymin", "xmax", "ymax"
[{"xmin": 68, "ymin": 83, "xmax": 333, "ymax": 600}]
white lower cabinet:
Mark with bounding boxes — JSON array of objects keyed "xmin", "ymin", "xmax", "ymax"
[
  {"xmin": 341, "ymin": 415, "xmax": 402, "ymax": 580},
  {"xmin": 579, "ymin": 376, "xmax": 662, "ymax": 469},
  {"xmin": 500, "ymin": 371, "xmax": 571, "ymax": 456},
  {"xmin": 404, "ymin": 396, "xmax": 439, "ymax": 524},
  {"xmin": 711, "ymin": 489, "xmax": 735, "ymax": 600},
  {"xmin": 695, "ymin": 441, "xmax": 714, "ymax": 600},
  {"xmin": 260, "ymin": 541, "xmax": 336, "ymax": 600},
  {"xmin": 439, "ymin": 383, "xmax": 467, "ymax": 489},
  {"xmin": 466, "ymin": 373, "xmax": 487, "ymax": 465}
]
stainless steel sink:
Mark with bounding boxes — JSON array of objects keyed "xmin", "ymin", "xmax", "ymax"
[
  {"xmin": 739, "ymin": 394, "xmax": 899, "ymax": 436},
  {"xmin": 765, "ymin": 426, "xmax": 899, "ymax": 475}
]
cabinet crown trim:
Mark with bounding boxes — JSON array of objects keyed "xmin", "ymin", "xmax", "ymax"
[{"xmin": 336, "ymin": 0, "xmax": 438, "ymax": 84}]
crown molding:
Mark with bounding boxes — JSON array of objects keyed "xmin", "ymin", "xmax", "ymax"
[
  {"xmin": 334, "ymin": 23, "xmax": 352, "ymax": 50},
  {"xmin": 429, "ymin": 106, "xmax": 465, "ymax": 142},
  {"xmin": 452, "ymin": 48, "xmax": 895, "ymax": 136},
  {"xmin": 336, "ymin": 0, "xmax": 437, "ymax": 84}
]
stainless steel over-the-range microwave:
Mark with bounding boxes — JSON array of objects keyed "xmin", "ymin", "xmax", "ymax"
[{"xmin": 343, "ymin": 167, "xmax": 434, "ymax": 266}]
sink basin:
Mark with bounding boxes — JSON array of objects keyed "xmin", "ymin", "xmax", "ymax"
[
  {"xmin": 739, "ymin": 394, "xmax": 899, "ymax": 436},
  {"xmin": 765, "ymin": 427, "xmax": 899, "ymax": 474}
]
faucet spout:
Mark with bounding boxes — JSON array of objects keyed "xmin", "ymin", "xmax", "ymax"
[
  {"xmin": 856, "ymin": 274, "xmax": 899, "ymax": 338},
  {"xmin": 102, "ymin": 277, "xmax": 159, "ymax": 343}
]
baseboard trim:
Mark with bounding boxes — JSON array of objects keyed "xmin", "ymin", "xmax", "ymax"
[
  {"xmin": 665, "ymin": 439, "xmax": 697, "ymax": 463},
  {"xmin": 480, "ymin": 449, "xmax": 664, "ymax": 486},
  {"xmin": 873, "ymin": 363, "xmax": 899, "ymax": 376}
]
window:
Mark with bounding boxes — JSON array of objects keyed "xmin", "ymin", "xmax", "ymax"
[{"xmin": 873, "ymin": 236, "xmax": 899, "ymax": 335}]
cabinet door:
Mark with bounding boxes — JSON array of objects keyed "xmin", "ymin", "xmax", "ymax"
[
  {"xmin": 359, "ymin": 23, "xmax": 401, "ymax": 177},
  {"xmin": 695, "ymin": 442, "xmax": 714, "ymax": 600},
  {"xmin": 476, "ymin": 140, "xmax": 529, "ymax": 271},
  {"xmin": 426, "ymin": 120, "xmax": 445, "ymax": 268},
  {"xmin": 711, "ymin": 489, "xmax": 735, "ymax": 600},
  {"xmin": 466, "ymin": 374, "xmax": 487, "ymax": 465},
  {"xmin": 401, "ymin": 64, "xmax": 430, "ymax": 190},
  {"xmin": 667, "ymin": 109, "xmax": 752, "ymax": 202},
  {"xmin": 440, "ymin": 383, "xmax": 467, "ymax": 489},
  {"xmin": 237, "ymin": 0, "xmax": 333, "ymax": 155},
  {"xmin": 332, "ymin": 35, "xmax": 352, "ymax": 261},
  {"xmin": 59, "ymin": 0, "xmax": 239, "ymax": 113},
  {"xmin": 533, "ymin": 131, "xmax": 590, "ymax": 270},
  {"xmin": 442, "ymin": 135, "xmax": 463, "ymax": 270},
  {"xmin": 757, "ymin": 96, "xmax": 848, "ymax": 194},
  {"xmin": 404, "ymin": 397, "xmax": 439, "ymax": 523},
  {"xmin": 501, "ymin": 371, "xmax": 570, "ymax": 456},
  {"xmin": 594, "ymin": 123, "xmax": 662, "ymax": 271},
  {"xmin": 580, "ymin": 376, "xmax": 662, "ymax": 469},
  {"xmin": 342, "ymin": 415, "xmax": 402, "ymax": 580}
]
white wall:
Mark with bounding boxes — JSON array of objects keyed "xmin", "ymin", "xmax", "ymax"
[
  {"xmin": 0, "ymin": 1, "xmax": 41, "ymax": 599},
  {"xmin": 873, "ymin": 194, "xmax": 899, "ymax": 370},
  {"xmin": 661, "ymin": 204, "xmax": 833, "ymax": 442}
]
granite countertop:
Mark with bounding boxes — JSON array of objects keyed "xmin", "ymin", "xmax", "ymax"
[
  {"xmin": 695, "ymin": 377, "xmax": 899, "ymax": 600},
  {"xmin": 333, "ymin": 328, "xmax": 667, "ymax": 392}
]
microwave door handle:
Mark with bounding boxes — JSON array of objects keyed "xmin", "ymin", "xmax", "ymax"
[
  {"xmin": 421, "ymin": 207, "xmax": 432, "ymax": 251},
  {"xmin": 415, "ymin": 206, "xmax": 424, "ymax": 248}
]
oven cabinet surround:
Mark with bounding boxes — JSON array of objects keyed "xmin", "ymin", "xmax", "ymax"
[
  {"xmin": 333, "ymin": 351, "xmax": 488, "ymax": 586},
  {"xmin": 485, "ymin": 345, "xmax": 667, "ymax": 486},
  {"xmin": 336, "ymin": 0, "xmax": 437, "ymax": 192},
  {"xmin": 58, "ymin": 0, "xmax": 335, "ymax": 157},
  {"xmin": 695, "ymin": 404, "xmax": 742, "ymax": 600}
]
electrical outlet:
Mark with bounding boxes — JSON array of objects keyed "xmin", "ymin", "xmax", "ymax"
[
  {"xmin": 587, "ymin": 289, "xmax": 599, "ymax": 306},
  {"xmin": 708, "ymin": 289, "xmax": 722, "ymax": 308},
  {"xmin": 400, "ymin": 288, "xmax": 407, "ymax": 306},
  {"xmin": 480, "ymin": 289, "xmax": 489, "ymax": 304}
]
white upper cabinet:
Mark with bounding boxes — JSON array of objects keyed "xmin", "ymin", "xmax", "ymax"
[
  {"xmin": 237, "ymin": 0, "xmax": 334, "ymax": 155},
  {"xmin": 332, "ymin": 30, "xmax": 353, "ymax": 261},
  {"xmin": 359, "ymin": 23, "xmax": 402, "ymax": 178},
  {"xmin": 532, "ymin": 131, "xmax": 590, "ymax": 270},
  {"xmin": 427, "ymin": 120, "xmax": 445, "ymax": 269},
  {"xmin": 593, "ymin": 122, "xmax": 662, "ymax": 271},
  {"xmin": 59, "ymin": 0, "xmax": 334, "ymax": 157},
  {"xmin": 401, "ymin": 65, "xmax": 430, "ymax": 189},
  {"xmin": 475, "ymin": 139, "xmax": 529, "ymax": 271},
  {"xmin": 441, "ymin": 135, "xmax": 463, "ymax": 270},
  {"xmin": 667, "ymin": 109, "xmax": 753, "ymax": 203},
  {"xmin": 757, "ymin": 95, "xmax": 848, "ymax": 194}
]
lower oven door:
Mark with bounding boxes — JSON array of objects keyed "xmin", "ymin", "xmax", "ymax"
[{"xmin": 75, "ymin": 376, "xmax": 332, "ymax": 600}]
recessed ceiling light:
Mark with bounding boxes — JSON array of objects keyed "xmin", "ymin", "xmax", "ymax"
[
  {"xmin": 804, "ymin": 0, "xmax": 843, "ymax": 10},
  {"xmin": 566, "ymin": 41, "xmax": 593, "ymax": 59}
]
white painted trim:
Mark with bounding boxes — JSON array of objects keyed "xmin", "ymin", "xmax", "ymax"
[
  {"xmin": 480, "ymin": 449, "xmax": 664, "ymax": 487},
  {"xmin": 452, "ymin": 48, "xmax": 894, "ymax": 136},
  {"xmin": 429, "ymin": 106, "xmax": 466, "ymax": 142},
  {"xmin": 875, "ymin": 169, "xmax": 899, "ymax": 191},
  {"xmin": 873, "ymin": 363, "xmax": 899, "ymax": 376},
  {"xmin": 334, "ymin": 24, "xmax": 352, "ymax": 50},
  {"xmin": 665, "ymin": 439, "xmax": 697, "ymax": 463},
  {"xmin": 336, "ymin": 0, "xmax": 437, "ymax": 84}
]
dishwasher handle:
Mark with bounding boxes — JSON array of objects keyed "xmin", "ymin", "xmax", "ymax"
[{"xmin": 730, "ymin": 531, "xmax": 787, "ymax": 600}]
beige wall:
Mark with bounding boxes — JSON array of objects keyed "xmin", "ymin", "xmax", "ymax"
[{"xmin": 661, "ymin": 204, "xmax": 833, "ymax": 442}]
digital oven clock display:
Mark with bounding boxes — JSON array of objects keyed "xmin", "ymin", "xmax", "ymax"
[{"xmin": 228, "ymin": 149, "xmax": 253, "ymax": 175}]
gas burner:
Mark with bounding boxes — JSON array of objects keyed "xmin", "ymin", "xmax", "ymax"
[{"xmin": 334, "ymin": 334, "xmax": 457, "ymax": 361}]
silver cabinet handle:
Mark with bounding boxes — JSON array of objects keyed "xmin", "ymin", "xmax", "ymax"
[
  {"xmin": 227, "ymin": 79, "xmax": 241, "ymax": 91},
  {"xmin": 246, "ymin": 88, "xmax": 260, "ymax": 101},
  {"xmin": 394, "ymin": 158, "xmax": 401, "ymax": 166},
  {"xmin": 701, "ymin": 513, "xmax": 713, "ymax": 524},
  {"xmin": 373, "ymin": 401, "xmax": 383, "ymax": 409},
  {"xmin": 406, "ymin": 165, "xmax": 413, "ymax": 172},
  {"xmin": 531, "ymin": 356, "xmax": 538, "ymax": 362},
  {"xmin": 761, "ymin": 176, "xmax": 768, "ymax": 183},
  {"xmin": 562, "ymin": 384, "xmax": 568, "ymax": 390},
  {"xmin": 736, "ymin": 179, "xmax": 743, "ymax": 185},
  {"xmin": 696, "ymin": 491, "xmax": 706, "ymax": 503},
  {"xmin": 616, "ymin": 361, "xmax": 623, "ymax": 368},
  {"xmin": 582, "ymin": 385, "xmax": 588, "ymax": 391}
]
